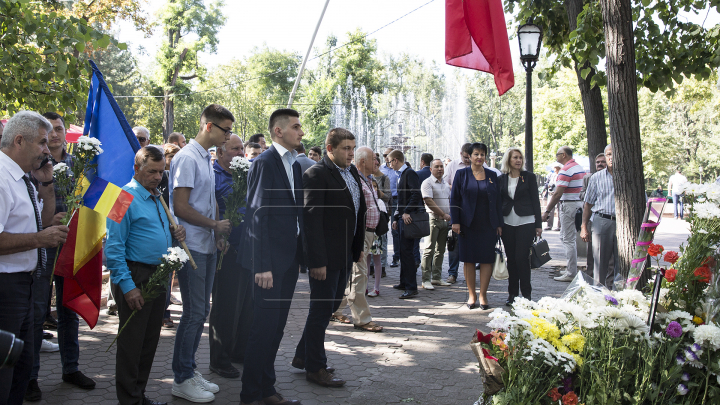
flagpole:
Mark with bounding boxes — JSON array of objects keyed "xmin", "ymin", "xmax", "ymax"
[
  {"xmin": 287, "ymin": 0, "xmax": 331, "ymax": 108},
  {"xmin": 158, "ymin": 195, "xmax": 198, "ymax": 270}
]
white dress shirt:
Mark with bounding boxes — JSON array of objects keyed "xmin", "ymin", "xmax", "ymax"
[
  {"xmin": 273, "ymin": 142, "xmax": 300, "ymax": 234},
  {"xmin": 0, "ymin": 151, "xmax": 42, "ymax": 273}
]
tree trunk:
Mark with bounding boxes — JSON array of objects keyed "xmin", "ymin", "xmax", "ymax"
[
  {"xmin": 163, "ymin": 93, "xmax": 174, "ymax": 142},
  {"xmin": 566, "ymin": 0, "xmax": 608, "ymax": 173},
  {"xmin": 600, "ymin": 0, "xmax": 647, "ymax": 287}
]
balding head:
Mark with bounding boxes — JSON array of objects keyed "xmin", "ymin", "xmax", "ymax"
[
  {"xmin": 355, "ymin": 146, "xmax": 374, "ymax": 175},
  {"xmin": 556, "ymin": 146, "xmax": 573, "ymax": 164}
]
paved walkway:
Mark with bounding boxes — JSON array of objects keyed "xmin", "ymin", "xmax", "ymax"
[{"xmin": 32, "ymin": 218, "xmax": 690, "ymax": 405}]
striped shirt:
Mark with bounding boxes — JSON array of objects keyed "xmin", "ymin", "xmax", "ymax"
[
  {"xmin": 359, "ymin": 174, "xmax": 380, "ymax": 228},
  {"xmin": 584, "ymin": 168, "xmax": 615, "ymax": 216},
  {"xmin": 556, "ymin": 159, "xmax": 586, "ymax": 201}
]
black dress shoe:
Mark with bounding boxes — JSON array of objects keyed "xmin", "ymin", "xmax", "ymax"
[
  {"xmin": 389, "ymin": 260, "xmax": 399, "ymax": 268},
  {"xmin": 392, "ymin": 284, "xmax": 406, "ymax": 290},
  {"xmin": 24, "ymin": 379, "xmax": 41, "ymax": 402},
  {"xmin": 209, "ymin": 363, "xmax": 240, "ymax": 379},
  {"xmin": 467, "ymin": 302, "xmax": 478, "ymax": 310},
  {"xmin": 62, "ymin": 371, "xmax": 96, "ymax": 389},
  {"xmin": 291, "ymin": 356, "xmax": 335, "ymax": 373},
  {"xmin": 505, "ymin": 296, "xmax": 517, "ymax": 307},
  {"xmin": 399, "ymin": 290, "xmax": 418, "ymax": 299},
  {"xmin": 480, "ymin": 304, "xmax": 491, "ymax": 310},
  {"xmin": 43, "ymin": 331, "xmax": 53, "ymax": 339},
  {"xmin": 381, "ymin": 267, "xmax": 387, "ymax": 277},
  {"xmin": 143, "ymin": 396, "xmax": 168, "ymax": 405}
]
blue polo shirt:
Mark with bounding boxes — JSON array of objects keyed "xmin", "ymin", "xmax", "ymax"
[
  {"xmin": 380, "ymin": 163, "xmax": 398, "ymax": 197},
  {"xmin": 106, "ymin": 178, "xmax": 172, "ymax": 294}
]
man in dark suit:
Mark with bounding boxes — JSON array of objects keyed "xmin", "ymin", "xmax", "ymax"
[
  {"xmin": 389, "ymin": 149, "xmax": 423, "ymax": 299},
  {"xmin": 293, "ymin": 128, "xmax": 366, "ymax": 388},
  {"xmin": 239, "ymin": 109, "xmax": 305, "ymax": 405},
  {"xmin": 294, "ymin": 142, "xmax": 317, "ymax": 173},
  {"xmin": 417, "ymin": 153, "xmax": 433, "ymax": 183}
]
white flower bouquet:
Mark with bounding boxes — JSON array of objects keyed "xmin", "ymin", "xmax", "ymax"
[{"xmin": 216, "ymin": 156, "xmax": 250, "ymax": 270}]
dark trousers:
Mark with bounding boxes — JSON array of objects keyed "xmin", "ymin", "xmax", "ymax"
[
  {"xmin": 115, "ymin": 263, "xmax": 166, "ymax": 405},
  {"xmin": 30, "ymin": 268, "xmax": 51, "ymax": 380},
  {"xmin": 294, "ymin": 261, "xmax": 350, "ymax": 373},
  {"xmin": 398, "ymin": 222, "xmax": 418, "ymax": 291},
  {"xmin": 240, "ymin": 258, "xmax": 300, "ymax": 404},
  {"xmin": 0, "ymin": 272, "xmax": 34, "ymax": 405},
  {"xmin": 413, "ymin": 239, "xmax": 421, "ymax": 264},
  {"xmin": 209, "ymin": 247, "xmax": 254, "ymax": 367},
  {"xmin": 501, "ymin": 223, "xmax": 535, "ymax": 300},
  {"xmin": 390, "ymin": 198, "xmax": 400, "ymax": 261},
  {"xmin": 46, "ymin": 247, "xmax": 81, "ymax": 375}
]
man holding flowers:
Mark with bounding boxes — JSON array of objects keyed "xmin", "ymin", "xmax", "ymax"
[
  {"xmin": 106, "ymin": 146, "xmax": 187, "ymax": 405},
  {"xmin": 169, "ymin": 104, "xmax": 233, "ymax": 402}
]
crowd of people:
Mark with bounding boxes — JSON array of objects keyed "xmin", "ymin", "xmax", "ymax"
[{"xmin": 0, "ymin": 104, "xmax": 630, "ymax": 405}]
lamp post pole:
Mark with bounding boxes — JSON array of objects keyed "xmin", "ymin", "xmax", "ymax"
[{"xmin": 524, "ymin": 66, "xmax": 534, "ymax": 174}]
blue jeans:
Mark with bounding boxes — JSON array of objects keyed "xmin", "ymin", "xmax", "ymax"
[
  {"xmin": 163, "ymin": 269, "xmax": 174, "ymax": 318},
  {"xmin": 448, "ymin": 232, "xmax": 460, "ymax": 277},
  {"xmin": 172, "ymin": 250, "xmax": 216, "ymax": 384},
  {"xmin": 380, "ymin": 233, "xmax": 388, "ymax": 267},
  {"xmin": 673, "ymin": 193, "xmax": 684, "ymax": 219},
  {"xmin": 55, "ymin": 275, "xmax": 80, "ymax": 375}
]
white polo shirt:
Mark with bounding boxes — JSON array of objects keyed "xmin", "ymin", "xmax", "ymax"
[
  {"xmin": 421, "ymin": 175, "xmax": 451, "ymax": 218},
  {"xmin": 0, "ymin": 151, "xmax": 42, "ymax": 273}
]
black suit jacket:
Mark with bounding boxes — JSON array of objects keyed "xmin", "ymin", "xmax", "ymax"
[
  {"xmin": 450, "ymin": 167, "xmax": 503, "ymax": 229},
  {"xmin": 240, "ymin": 145, "xmax": 304, "ymax": 275},
  {"xmin": 499, "ymin": 171, "xmax": 543, "ymax": 228},
  {"xmin": 395, "ymin": 167, "xmax": 423, "ymax": 221},
  {"xmin": 303, "ymin": 155, "xmax": 366, "ymax": 270}
]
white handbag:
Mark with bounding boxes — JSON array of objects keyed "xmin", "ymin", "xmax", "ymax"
[{"xmin": 492, "ymin": 237, "xmax": 509, "ymax": 281}]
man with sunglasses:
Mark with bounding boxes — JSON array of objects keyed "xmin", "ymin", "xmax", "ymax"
[
  {"xmin": 169, "ymin": 104, "xmax": 233, "ymax": 402},
  {"xmin": 133, "ymin": 127, "xmax": 151, "ymax": 148},
  {"xmin": 106, "ymin": 146, "xmax": 187, "ymax": 405}
]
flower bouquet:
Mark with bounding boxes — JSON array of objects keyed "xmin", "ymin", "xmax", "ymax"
[
  {"xmin": 216, "ymin": 156, "xmax": 250, "ymax": 271},
  {"xmin": 107, "ymin": 247, "xmax": 189, "ymax": 351}
]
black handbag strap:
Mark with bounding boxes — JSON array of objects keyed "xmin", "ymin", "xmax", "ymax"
[{"xmin": 362, "ymin": 175, "xmax": 385, "ymax": 214}]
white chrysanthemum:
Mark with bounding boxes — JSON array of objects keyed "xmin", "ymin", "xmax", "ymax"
[
  {"xmin": 693, "ymin": 202, "xmax": 720, "ymax": 220},
  {"xmin": 511, "ymin": 296, "xmax": 537, "ymax": 311},
  {"xmin": 694, "ymin": 324, "xmax": 720, "ymax": 350},
  {"xmin": 229, "ymin": 156, "xmax": 251, "ymax": 172},
  {"xmin": 598, "ymin": 306, "xmax": 629, "ymax": 321},
  {"xmin": 622, "ymin": 314, "xmax": 650, "ymax": 335}
]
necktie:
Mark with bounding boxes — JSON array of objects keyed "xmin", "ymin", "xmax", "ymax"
[
  {"xmin": 284, "ymin": 153, "xmax": 295, "ymax": 201},
  {"xmin": 22, "ymin": 175, "xmax": 47, "ymax": 272}
]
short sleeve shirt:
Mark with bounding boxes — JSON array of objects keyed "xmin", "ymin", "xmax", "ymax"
[
  {"xmin": 555, "ymin": 159, "xmax": 586, "ymax": 201},
  {"xmin": 169, "ymin": 139, "xmax": 217, "ymax": 254},
  {"xmin": 421, "ymin": 176, "xmax": 451, "ymax": 218}
]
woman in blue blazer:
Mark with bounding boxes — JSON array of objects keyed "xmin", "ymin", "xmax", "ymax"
[{"xmin": 450, "ymin": 143, "xmax": 503, "ymax": 310}]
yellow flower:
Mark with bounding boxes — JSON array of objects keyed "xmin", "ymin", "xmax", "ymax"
[
  {"xmin": 524, "ymin": 317, "xmax": 560, "ymax": 341},
  {"xmin": 693, "ymin": 316, "xmax": 704, "ymax": 325},
  {"xmin": 561, "ymin": 333, "xmax": 586, "ymax": 352},
  {"xmin": 572, "ymin": 353, "xmax": 583, "ymax": 367}
]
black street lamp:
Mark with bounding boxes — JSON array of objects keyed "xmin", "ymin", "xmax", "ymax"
[{"xmin": 518, "ymin": 22, "xmax": 543, "ymax": 173}]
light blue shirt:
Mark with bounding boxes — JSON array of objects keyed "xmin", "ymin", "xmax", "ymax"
[
  {"xmin": 106, "ymin": 178, "xmax": 172, "ymax": 294},
  {"xmin": 380, "ymin": 163, "xmax": 398, "ymax": 197},
  {"xmin": 169, "ymin": 139, "xmax": 217, "ymax": 254}
]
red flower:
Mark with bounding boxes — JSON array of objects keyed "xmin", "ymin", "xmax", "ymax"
[
  {"xmin": 476, "ymin": 329, "xmax": 493, "ymax": 344},
  {"xmin": 702, "ymin": 256, "xmax": 717, "ymax": 268},
  {"xmin": 665, "ymin": 268, "xmax": 677, "ymax": 282},
  {"xmin": 694, "ymin": 266, "xmax": 712, "ymax": 283},
  {"xmin": 547, "ymin": 387, "xmax": 562, "ymax": 401},
  {"xmin": 664, "ymin": 251, "xmax": 680, "ymax": 264},
  {"xmin": 562, "ymin": 391, "xmax": 579, "ymax": 405},
  {"xmin": 647, "ymin": 243, "xmax": 664, "ymax": 257}
]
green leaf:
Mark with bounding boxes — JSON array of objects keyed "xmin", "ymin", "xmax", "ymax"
[
  {"xmin": 75, "ymin": 42, "xmax": 85, "ymax": 53},
  {"xmin": 581, "ymin": 67, "xmax": 592, "ymax": 79}
]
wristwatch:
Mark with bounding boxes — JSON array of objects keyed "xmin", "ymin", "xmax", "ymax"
[{"xmin": 41, "ymin": 179, "xmax": 55, "ymax": 187}]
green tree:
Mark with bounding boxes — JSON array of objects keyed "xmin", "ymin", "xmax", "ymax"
[
  {"xmin": 0, "ymin": 0, "xmax": 116, "ymax": 114},
  {"xmin": 155, "ymin": 0, "xmax": 225, "ymax": 141}
]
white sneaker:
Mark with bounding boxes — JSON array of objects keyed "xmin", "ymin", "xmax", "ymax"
[
  {"xmin": 40, "ymin": 339, "xmax": 59, "ymax": 352},
  {"xmin": 431, "ymin": 279, "xmax": 451, "ymax": 286},
  {"xmin": 421, "ymin": 281, "xmax": 435, "ymax": 290},
  {"xmin": 368, "ymin": 289, "xmax": 379, "ymax": 297},
  {"xmin": 554, "ymin": 273, "xmax": 575, "ymax": 282},
  {"xmin": 172, "ymin": 377, "xmax": 215, "ymax": 403},
  {"xmin": 193, "ymin": 371, "xmax": 219, "ymax": 394}
]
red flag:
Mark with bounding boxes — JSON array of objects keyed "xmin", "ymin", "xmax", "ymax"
[
  {"xmin": 445, "ymin": 0, "xmax": 514, "ymax": 95},
  {"xmin": 55, "ymin": 208, "xmax": 104, "ymax": 329}
]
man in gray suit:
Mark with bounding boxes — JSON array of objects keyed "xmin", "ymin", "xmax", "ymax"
[{"xmin": 295, "ymin": 142, "xmax": 316, "ymax": 173}]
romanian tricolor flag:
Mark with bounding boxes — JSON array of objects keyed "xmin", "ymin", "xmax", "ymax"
[
  {"xmin": 55, "ymin": 60, "xmax": 140, "ymax": 329},
  {"xmin": 83, "ymin": 177, "xmax": 133, "ymax": 223}
]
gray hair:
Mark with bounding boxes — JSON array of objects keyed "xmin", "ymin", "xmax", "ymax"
[
  {"xmin": 355, "ymin": 146, "xmax": 374, "ymax": 164},
  {"xmin": 604, "ymin": 144, "xmax": 612, "ymax": 153},
  {"xmin": 500, "ymin": 147, "xmax": 524, "ymax": 174},
  {"xmin": 132, "ymin": 126, "xmax": 150, "ymax": 138},
  {"xmin": 0, "ymin": 111, "xmax": 52, "ymax": 149}
]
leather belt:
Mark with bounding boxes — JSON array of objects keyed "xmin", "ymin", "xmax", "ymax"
[
  {"xmin": 366, "ymin": 227, "xmax": 376, "ymax": 232},
  {"xmin": 596, "ymin": 213, "xmax": 616, "ymax": 221},
  {"xmin": 126, "ymin": 260, "xmax": 158, "ymax": 270}
]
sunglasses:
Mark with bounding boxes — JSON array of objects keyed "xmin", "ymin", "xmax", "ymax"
[{"xmin": 137, "ymin": 137, "xmax": 148, "ymax": 142}]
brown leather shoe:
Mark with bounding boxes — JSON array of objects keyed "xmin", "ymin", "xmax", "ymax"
[
  {"xmin": 291, "ymin": 356, "xmax": 335, "ymax": 373},
  {"xmin": 263, "ymin": 393, "xmax": 302, "ymax": 405},
  {"xmin": 306, "ymin": 368, "xmax": 346, "ymax": 387}
]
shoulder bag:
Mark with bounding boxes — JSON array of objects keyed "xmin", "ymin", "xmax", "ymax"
[
  {"xmin": 530, "ymin": 237, "xmax": 551, "ymax": 269},
  {"xmin": 492, "ymin": 237, "xmax": 509, "ymax": 280},
  {"xmin": 363, "ymin": 175, "xmax": 389, "ymax": 236},
  {"xmin": 402, "ymin": 211, "xmax": 430, "ymax": 239}
]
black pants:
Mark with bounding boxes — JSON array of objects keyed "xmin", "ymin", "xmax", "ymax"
[
  {"xmin": 240, "ymin": 257, "xmax": 300, "ymax": 404},
  {"xmin": 209, "ymin": 247, "xmax": 254, "ymax": 367},
  {"xmin": 0, "ymin": 272, "xmax": 34, "ymax": 405},
  {"xmin": 501, "ymin": 223, "xmax": 535, "ymax": 300},
  {"xmin": 294, "ymin": 260, "xmax": 350, "ymax": 373},
  {"xmin": 115, "ymin": 263, "xmax": 166, "ymax": 405},
  {"xmin": 398, "ymin": 221, "xmax": 418, "ymax": 291}
]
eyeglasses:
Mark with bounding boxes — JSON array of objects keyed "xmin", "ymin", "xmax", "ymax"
[
  {"xmin": 210, "ymin": 122, "xmax": 233, "ymax": 136},
  {"xmin": 556, "ymin": 152, "xmax": 565, "ymax": 157},
  {"xmin": 137, "ymin": 137, "xmax": 148, "ymax": 142}
]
